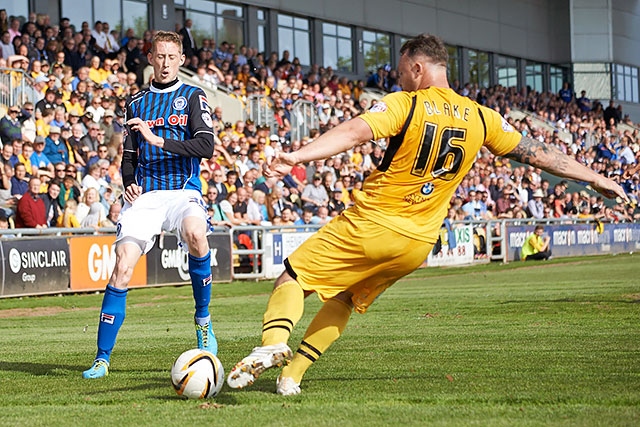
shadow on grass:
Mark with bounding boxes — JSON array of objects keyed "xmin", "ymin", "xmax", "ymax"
[{"xmin": 0, "ymin": 360, "xmax": 86, "ymax": 376}]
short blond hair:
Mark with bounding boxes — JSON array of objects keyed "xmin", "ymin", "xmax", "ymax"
[{"xmin": 151, "ymin": 31, "xmax": 183, "ymax": 54}]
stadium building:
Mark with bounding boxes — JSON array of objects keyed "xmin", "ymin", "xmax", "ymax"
[{"xmin": 5, "ymin": 0, "xmax": 640, "ymax": 120}]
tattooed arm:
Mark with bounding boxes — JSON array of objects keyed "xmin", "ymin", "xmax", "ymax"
[{"xmin": 505, "ymin": 136, "xmax": 629, "ymax": 202}]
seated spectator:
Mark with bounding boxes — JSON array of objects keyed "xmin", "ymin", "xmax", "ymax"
[
  {"xmin": 101, "ymin": 201, "xmax": 121, "ymax": 227},
  {"xmin": 14, "ymin": 177, "xmax": 47, "ymax": 228},
  {"xmin": 80, "ymin": 161, "xmax": 110, "ymax": 195},
  {"xmin": 0, "ymin": 105, "xmax": 23, "ymax": 144},
  {"xmin": 57, "ymin": 198, "xmax": 81, "ymax": 228},
  {"xmin": 10, "ymin": 163, "xmax": 29, "ymax": 196},
  {"xmin": 0, "ymin": 209, "xmax": 16, "ymax": 238},
  {"xmin": 43, "ymin": 126, "xmax": 69, "ymax": 164},
  {"xmin": 58, "ymin": 173, "xmax": 81, "ymax": 208},
  {"xmin": 527, "ymin": 189, "xmax": 545, "ymax": 219},
  {"xmin": 301, "ymin": 173, "xmax": 329, "ymax": 213},
  {"xmin": 40, "ymin": 179, "xmax": 62, "ymax": 227},
  {"xmin": 521, "ymin": 225, "xmax": 552, "ymax": 261},
  {"xmin": 76, "ymin": 187, "xmax": 106, "ymax": 225},
  {"xmin": 31, "ymin": 137, "xmax": 54, "ymax": 176}
]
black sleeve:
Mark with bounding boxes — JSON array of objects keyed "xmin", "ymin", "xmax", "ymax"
[
  {"xmin": 121, "ymin": 102, "xmax": 138, "ymax": 188},
  {"xmin": 161, "ymin": 88, "xmax": 215, "ymax": 159}
]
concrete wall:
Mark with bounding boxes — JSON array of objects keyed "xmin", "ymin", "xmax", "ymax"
[{"xmin": 243, "ymin": 0, "xmax": 572, "ymax": 63}]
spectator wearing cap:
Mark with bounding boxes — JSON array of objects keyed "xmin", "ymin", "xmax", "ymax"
[
  {"xmin": 42, "ymin": 126, "xmax": 69, "ymax": 164},
  {"xmin": 0, "ymin": 105, "xmax": 22, "ymax": 144},
  {"xmin": 99, "ymin": 109, "xmax": 115, "ymax": 143},
  {"xmin": 527, "ymin": 189, "xmax": 545, "ymax": 219},
  {"xmin": 31, "ymin": 136, "xmax": 53, "ymax": 175},
  {"xmin": 301, "ymin": 173, "xmax": 329, "ymax": 213},
  {"xmin": 79, "ymin": 111, "xmax": 94, "ymax": 134},
  {"xmin": 80, "ymin": 122, "xmax": 101, "ymax": 158}
]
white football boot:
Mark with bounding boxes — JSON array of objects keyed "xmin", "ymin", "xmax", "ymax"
[
  {"xmin": 227, "ymin": 343, "xmax": 293, "ymax": 389},
  {"xmin": 276, "ymin": 375, "xmax": 301, "ymax": 396}
]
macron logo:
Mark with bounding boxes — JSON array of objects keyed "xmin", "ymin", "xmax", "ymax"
[{"xmin": 100, "ymin": 313, "xmax": 115, "ymax": 324}]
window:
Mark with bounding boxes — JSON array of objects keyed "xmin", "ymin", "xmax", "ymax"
[
  {"xmin": 496, "ymin": 55, "xmax": 518, "ymax": 88},
  {"xmin": 573, "ymin": 63, "xmax": 612, "ymax": 100},
  {"xmin": 468, "ymin": 49, "xmax": 489, "ymax": 88},
  {"xmin": 94, "ymin": 0, "xmax": 122, "ymax": 32},
  {"xmin": 322, "ymin": 23, "xmax": 352, "ymax": 73},
  {"xmin": 549, "ymin": 65, "xmax": 568, "ymax": 94},
  {"xmin": 614, "ymin": 64, "xmax": 639, "ymax": 103},
  {"xmin": 123, "ymin": 1, "xmax": 148, "ymax": 37},
  {"xmin": 362, "ymin": 30, "xmax": 390, "ymax": 73},
  {"xmin": 277, "ymin": 14, "xmax": 310, "ymax": 66},
  {"xmin": 61, "ymin": 0, "xmax": 93, "ymax": 29},
  {"xmin": 447, "ymin": 45, "xmax": 460, "ymax": 87},
  {"xmin": 256, "ymin": 9, "xmax": 266, "ymax": 55},
  {"xmin": 525, "ymin": 61, "xmax": 543, "ymax": 93},
  {"xmin": 186, "ymin": 1, "xmax": 245, "ymax": 48}
]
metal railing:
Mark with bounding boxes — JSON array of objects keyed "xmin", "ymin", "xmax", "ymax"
[
  {"xmin": 0, "ymin": 67, "xmax": 40, "ymax": 107},
  {"xmin": 245, "ymin": 94, "xmax": 276, "ymax": 132},
  {"xmin": 290, "ymin": 99, "xmax": 320, "ymax": 142}
]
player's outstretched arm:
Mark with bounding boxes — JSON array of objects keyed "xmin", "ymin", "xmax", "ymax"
[{"xmin": 505, "ymin": 135, "xmax": 629, "ymax": 202}]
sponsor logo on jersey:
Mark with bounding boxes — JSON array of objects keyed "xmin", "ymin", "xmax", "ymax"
[
  {"xmin": 199, "ymin": 95, "xmax": 210, "ymax": 113},
  {"xmin": 173, "ymin": 96, "xmax": 188, "ymax": 110},
  {"xmin": 369, "ymin": 102, "xmax": 387, "ymax": 113},
  {"xmin": 145, "ymin": 115, "xmax": 188, "ymax": 128},
  {"xmin": 100, "ymin": 313, "xmax": 115, "ymax": 324},
  {"xmin": 421, "ymin": 182, "xmax": 435, "ymax": 195},
  {"xmin": 202, "ymin": 112, "xmax": 213, "ymax": 128},
  {"xmin": 501, "ymin": 117, "xmax": 515, "ymax": 132}
]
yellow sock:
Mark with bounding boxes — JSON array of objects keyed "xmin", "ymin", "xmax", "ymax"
[
  {"xmin": 261, "ymin": 280, "xmax": 304, "ymax": 346},
  {"xmin": 281, "ymin": 297, "xmax": 352, "ymax": 384}
]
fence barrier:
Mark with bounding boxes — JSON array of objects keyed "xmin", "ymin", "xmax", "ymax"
[{"xmin": 0, "ymin": 218, "xmax": 637, "ymax": 298}]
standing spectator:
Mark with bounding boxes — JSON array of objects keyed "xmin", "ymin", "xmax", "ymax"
[
  {"xmin": 0, "ymin": 31, "xmax": 15, "ymax": 59},
  {"xmin": 559, "ymin": 81, "xmax": 574, "ymax": 103},
  {"xmin": 14, "ymin": 177, "xmax": 47, "ymax": 228},
  {"xmin": 180, "ymin": 19, "xmax": 197, "ymax": 58},
  {"xmin": 577, "ymin": 90, "xmax": 592, "ymax": 113}
]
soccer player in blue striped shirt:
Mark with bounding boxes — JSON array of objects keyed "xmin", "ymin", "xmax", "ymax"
[{"xmin": 83, "ymin": 31, "xmax": 218, "ymax": 379}]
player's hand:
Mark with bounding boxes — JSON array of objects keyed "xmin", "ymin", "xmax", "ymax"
[
  {"xmin": 590, "ymin": 175, "xmax": 630, "ymax": 204},
  {"xmin": 127, "ymin": 117, "xmax": 164, "ymax": 148},
  {"xmin": 264, "ymin": 151, "xmax": 297, "ymax": 179},
  {"xmin": 123, "ymin": 184, "xmax": 142, "ymax": 204}
]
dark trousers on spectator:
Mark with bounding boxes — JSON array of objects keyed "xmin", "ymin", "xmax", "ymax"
[{"xmin": 526, "ymin": 250, "xmax": 552, "ymax": 261}]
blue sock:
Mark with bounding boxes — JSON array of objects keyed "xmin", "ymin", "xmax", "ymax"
[
  {"xmin": 95, "ymin": 284, "xmax": 128, "ymax": 363},
  {"xmin": 190, "ymin": 252, "xmax": 212, "ymax": 320}
]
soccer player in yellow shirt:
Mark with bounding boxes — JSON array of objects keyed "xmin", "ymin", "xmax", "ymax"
[{"xmin": 227, "ymin": 34, "xmax": 629, "ymax": 396}]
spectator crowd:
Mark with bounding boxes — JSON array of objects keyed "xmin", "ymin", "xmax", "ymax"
[{"xmin": 0, "ymin": 11, "xmax": 638, "ymax": 233}]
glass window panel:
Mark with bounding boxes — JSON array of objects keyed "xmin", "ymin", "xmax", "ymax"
[
  {"xmin": 217, "ymin": 2, "xmax": 243, "ymax": 18},
  {"xmin": 175, "ymin": 0, "xmax": 185, "ymax": 5},
  {"xmin": 323, "ymin": 23, "xmax": 336, "ymax": 35},
  {"xmin": 187, "ymin": 12, "xmax": 216, "ymax": 47},
  {"xmin": 257, "ymin": 10, "xmax": 265, "ymax": 21},
  {"xmin": 278, "ymin": 14, "xmax": 292, "ymax": 27},
  {"xmin": 337, "ymin": 26, "xmax": 350, "ymax": 38},
  {"xmin": 337, "ymin": 38, "xmax": 352, "ymax": 72},
  {"xmin": 257, "ymin": 24, "xmax": 265, "ymax": 54},
  {"xmin": 123, "ymin": 1, "xmax": 148, "ymax": 38},
  {"xmin": 4, "ymin": 1, "xmax": 28, "ymax": 19},
  {"xmin": 362, "ymin": 31, "xmax": 376, "ymax": 43},
  {"xmin": 323, "ymin": 35, "xmax": 337, "ymax": 69},
  {"xmin": 295, "ymin": 30, "xmax": 310, "ymax": 65},
  {"xmin": 293, "ymin": 17, "xmax": 308, "ymax": 30},
  {"xmin": 216, "ymin": 15, "xmax": 243, "ymax": 46},
  {"xmin": 278, "ymin": 27, "xmax": 294, "ymax": 56},
  {"xmin": 94, "ymin": 0, "xmax": 121, "ymax": 32},
  {"xmin": 62, "ymin": 0, "xmax": 91, "ymax": 31},
  {"xmin": 188, "ymin": 0, "xmax": 213, "ymax": 13}
]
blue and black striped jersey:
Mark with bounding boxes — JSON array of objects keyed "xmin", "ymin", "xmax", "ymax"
[{"xmin": 123, "ymin": 80, "xmax": 215, "ymax": 193}]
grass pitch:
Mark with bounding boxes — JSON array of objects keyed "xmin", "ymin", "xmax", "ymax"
[{"xmin": 1, "ymin": 254, "xmax": 639, "ymax": 426}]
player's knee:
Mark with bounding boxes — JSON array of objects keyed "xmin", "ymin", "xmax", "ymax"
[{"xmin": 110, "ymin": 261, "xmax": 134, "ymax": 288}]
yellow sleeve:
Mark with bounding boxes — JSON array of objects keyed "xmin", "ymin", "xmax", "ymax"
[
  {"xmin": 479, "ymin": 105, "xmax": 522, "ymax": 156},
  {"xmin": 529, "ymin": 235, "xmax": 545, "ymax": 252},
  {"xmin": 359, "ymin": 92, "xmax": 414, "ymax": 141}
]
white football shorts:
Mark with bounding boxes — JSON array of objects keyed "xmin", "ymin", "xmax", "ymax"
[{"xmin": 116, "ymin": 189, "xmax": 208, "ymax": 254}]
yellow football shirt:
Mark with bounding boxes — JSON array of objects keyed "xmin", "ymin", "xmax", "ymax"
[{"xmin": 357, "ymin": 87, "xmax": 521, "ymax": 243}]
